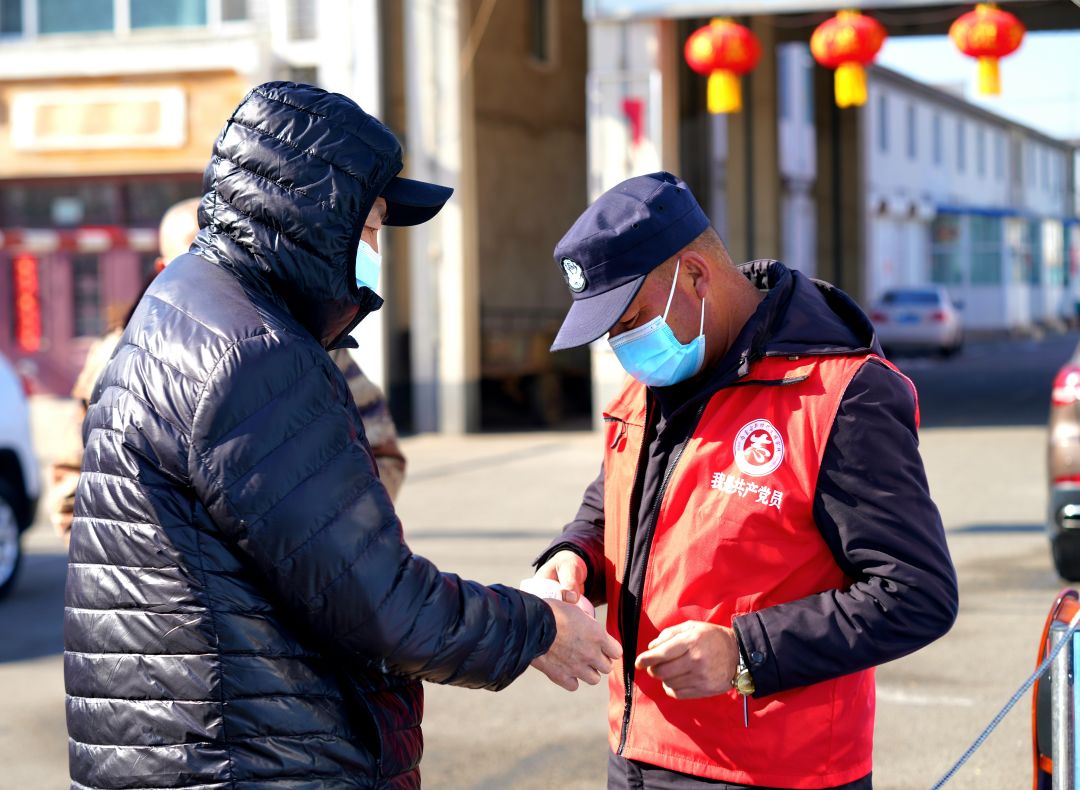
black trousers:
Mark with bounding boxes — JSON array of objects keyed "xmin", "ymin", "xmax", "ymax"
[{"xmin": 607, "ymin": 751, "xmax": 873, "ymax": 790}]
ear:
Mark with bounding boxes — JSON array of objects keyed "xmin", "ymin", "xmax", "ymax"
[{"xmin": 680, "ymin": 251, "xmax": 711, "ymax": 298}]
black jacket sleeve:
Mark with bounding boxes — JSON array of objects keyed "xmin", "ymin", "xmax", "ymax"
[
  {"xmin": 534, "ymin": 464, "xmax": 607, "ymax": 606},
  {"xmin": 733, "ymin": 359, "xmax": 959, "ymax": 697},
  {"xmin": 189, "ymin": 334, "xmax": 556, "ymax": 690}
]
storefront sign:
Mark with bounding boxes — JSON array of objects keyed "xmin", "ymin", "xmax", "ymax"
[{"xmin": 11, "ymin": 87, "xmax": 187, "ymax": 152}]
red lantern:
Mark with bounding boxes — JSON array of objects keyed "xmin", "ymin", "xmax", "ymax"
[
  {"xmin": 810, "ymin": 10, "xmax": 887, "ymax": 108},
  {"xmin": 950, "ymin": 4, "xmax": 1024, "ymax": 95},
  {"xmin": 684, "ymin": 19, "xmax": 761, "ymax": 114}
]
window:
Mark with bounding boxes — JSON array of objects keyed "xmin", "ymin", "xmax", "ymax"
[
  {"xmin": 285, "ymin": 65, "xmax": 319, "ymax": 87},
  {"xmin": 39, "ymin": 0, "xmax": 113, "ymax": 34},
  {"xmin": 970, "ymin": 214, "xmax": 1002, "ymax": 284},
  {"xmin": 288, "ymin": 0, "xmax": 316, "ymax": 41},
  {"xmin": 1045, "ymin": 221, "xmax": 1065, "ymax": 287},
  {"xmin": 877, "ymin": 94, "xmax": 888, "ymax": 153},
  {"xmin": 1028, "ymin": 220, "xmax": 1043, "ymax": 285},
  {"xmin": 881, "ymin": 290, "xmax": 941, "ymax": 306},
  {"xmin": 956, "ymin": 119, "xmax": 965, "ymax": 173},
  {"xmin": 1043, "ymin": 148, "xmax": 1050, "ymax": 189},
  {"xmin": 124, "ymin": 178, "xmax": 202, "ymax": 226},
  {"xmin": 221, "ymin": 0, "xmax": 248, "ymax": 21},
  {"xmin": 931, "ymin": 215, "xmax": 964, "ymax": 285},
  {"xmin": 529, "ymin": 0, "xmax": 554, "ymax": 65},
  {"xmin": 130, "ymin": 0, "xmax": 206, "ymax": 29},
  {"xmin": 72, "ymin": 255, "xmax": 103, "ymax": 337},
  {"xmin": 906, "ymin": 104, "xmax": 916, "ymax": 160},
  {"xmin": 995, "ymin": 132, "xmax": 1004, "ymax": 179},
  {"xmin": 932, "ymin": 113, "xmax": 942, "ymax": 166},
  {"xmin": 0, "ymin": 181, "xmax": 120, "ymax": 226},
  {"xmin": 1068, "ymin": 226, "xmax": 1079, "ymax": 288},
  {"xmin": 805, "ymin": 62, "xmax": 815, "ymax": 125},
  {"xmin": 976, "ymin": 126, "xmax": 985, "ymax": 177},
  {"xmin": 0, "ymin": 177, "xmax": 200, "ymax": 227},
  {"xmin": 777, "ymin": 50, "xmax": 790, "ymax": 121},
  {"xmin": 29, "ymin": 0, "xmax": 224, "ymax": 34},
  {"xmin": 0, "ymin": 0, "xmax": 22, "ymax": 34}
]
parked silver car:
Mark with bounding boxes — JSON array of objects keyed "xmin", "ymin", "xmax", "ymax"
[
  {"xmin": 870, "ymin": 287, "xmax": 964, "ymax": 357},
  {"xmin": 0, "ymin": 353, "xmax": 40, "ymax": 600}
]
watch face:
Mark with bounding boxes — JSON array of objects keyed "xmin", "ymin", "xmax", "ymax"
[{"xmin": 735, "ymin": 670, "xmax": 755, "ymax": 696}]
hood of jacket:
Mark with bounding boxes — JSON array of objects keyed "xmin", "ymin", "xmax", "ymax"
[
  {"xmin": 740, "ymin": 259, "xmax": 878, "ymax": 359},
  {"xmin": 191, "ymin": 81, "xmax": 398, "ymax": 348}
]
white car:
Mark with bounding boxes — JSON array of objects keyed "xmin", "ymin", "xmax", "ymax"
[
  {"xmin": 870, "ymin": 287, "xmax": 964, "ymax": 357},
  {"xmin": 0, "ymin": 353, "xmax": 40, "ymax": 600}
]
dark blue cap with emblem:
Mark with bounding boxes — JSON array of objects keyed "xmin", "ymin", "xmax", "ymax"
[{"xmin": 550, "ymin": 171, "xmax": 710, "ymax": 351}]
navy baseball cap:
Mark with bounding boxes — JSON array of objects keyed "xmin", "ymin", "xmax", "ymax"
[
  {"xmin": 380, "ymin": 176, "xmax": 453, "ymax": 227},
  {"xmin": 550, "ymin": 172, "xmax": 710, "ymax": 351}
]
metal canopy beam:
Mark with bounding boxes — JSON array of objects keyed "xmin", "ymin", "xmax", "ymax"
[{"xmin": 586, "ymin": 0, "xmax": 1080, "ymax": 39}]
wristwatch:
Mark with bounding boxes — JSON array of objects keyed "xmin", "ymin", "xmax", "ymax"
[{"xmin": 732, "ymin": 650, "xmax": 755, "ymax": 696}]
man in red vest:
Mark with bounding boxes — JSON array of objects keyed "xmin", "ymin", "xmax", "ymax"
[{"xmin": 531, "ymin": 172, "xmax": 958, "ymax": 789}]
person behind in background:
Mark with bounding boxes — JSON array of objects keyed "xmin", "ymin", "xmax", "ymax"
[
  {"xmin": 48, "ymin": 198, "xmax": 200, "ymax": 543},
  {"xmin": 531, "ymin": 171, "xmax": 958, "ymax": 789},
  {"xmin": 65, "ymin": 82, "xmax": 619, "ymax": 790},
  {"xmin": 51, "ymin": 196, "xmax": 407, "ymax": 546}
]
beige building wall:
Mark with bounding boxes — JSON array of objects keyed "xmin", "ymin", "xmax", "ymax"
[{"xmin": 0, "ymin": 72, "xmax": 250, "ymax": 179}]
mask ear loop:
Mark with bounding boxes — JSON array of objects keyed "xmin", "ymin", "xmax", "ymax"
[
  {"xmin": 662, "ymin": 258, "xmax": 681, "ymax": 321},
  {"xmin": 662, "ymin": 258, "xmax": 706, "ymax": 339}
]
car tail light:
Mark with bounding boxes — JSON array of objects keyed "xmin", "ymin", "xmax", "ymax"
[
  {"xmin": 930, "ymin": 310, "xmax": 947, "ymax": 323},
  {"xmin": 1055, "ymin": 475, "xmax": 1080, "ymax": 486},
  {"xmin": 870, "ymin": 311, "xmax": 888, "ymax": 323},
  {"xmin": 1052, "ymin": 365, "xmax": 1080, "ymax": 406}
]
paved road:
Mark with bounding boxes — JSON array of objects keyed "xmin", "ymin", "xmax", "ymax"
[{"xmin": 1, "ymin": 332, "xmax": 1076, "ymax": 789}]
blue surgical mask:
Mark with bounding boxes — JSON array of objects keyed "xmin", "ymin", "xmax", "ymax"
[
  {"xmin": 355, "ymin": 239, "xmax": 382, "ymax": 293},
  {"xmin": 608, "ymin": 259, "xmax": 706, "ymax": 387}
]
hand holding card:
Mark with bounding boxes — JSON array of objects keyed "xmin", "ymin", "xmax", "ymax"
[{"xmin": 520, "ymin": 576, "xmax": 596, "ymax": 619}]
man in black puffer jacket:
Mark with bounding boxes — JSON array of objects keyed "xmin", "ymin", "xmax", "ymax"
[{"xmin": 65, "ymin": 82, "xmax": 620, "ymax": 790}]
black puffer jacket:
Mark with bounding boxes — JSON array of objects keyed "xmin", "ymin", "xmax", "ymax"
[{"xmin": 65, "ymin": 82, "xmax": 555, "ymax": 790}]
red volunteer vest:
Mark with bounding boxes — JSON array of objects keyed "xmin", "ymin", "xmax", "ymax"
[{"xmin": 602, "ymin": 353, "xmax": 914, "ymax": 788}]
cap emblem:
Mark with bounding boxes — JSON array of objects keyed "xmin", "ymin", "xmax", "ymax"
[{"xmin": 561, "ymin": 258, "xmax": 587, "ymax": 293}]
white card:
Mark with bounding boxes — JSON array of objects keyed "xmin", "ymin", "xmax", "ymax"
[{"xmin": 520, "ymin": 577, "xmax": 596, "ymax": 618}]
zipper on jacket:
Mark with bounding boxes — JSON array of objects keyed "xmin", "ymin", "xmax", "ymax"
[
  {"xmin": 616, "ymin": 400, "xmax": 708, "ymax": 755},
  {"xmin": 615, "ymin": 399, "xmax": 651, "ymax": 753}
]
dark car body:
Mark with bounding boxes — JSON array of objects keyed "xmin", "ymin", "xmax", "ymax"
[{"xmin": 1048, "ymin": 350, "xmax": 1080, "ymax": 579}]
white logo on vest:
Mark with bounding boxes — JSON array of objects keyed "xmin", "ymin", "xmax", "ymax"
[
  {"xmin": 710, "ymin": 471, "xmax": 784, "ymax": 510},
  {"xmin": 733, "ymin": 419, "xmax": 785, "ymax": 477}
]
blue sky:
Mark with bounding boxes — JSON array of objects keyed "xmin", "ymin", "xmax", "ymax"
[{"xmin": 877, "ymin": 30, "xmax": 1080, "ymax": 141}]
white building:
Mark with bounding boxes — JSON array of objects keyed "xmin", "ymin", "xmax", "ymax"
[
  {"xmin": 777, "ymin": 43, "xmax": 819, "ymax": 281},
  {"xmin": 863, "ymin": 64, "xmax": 1078, "ymax": 332}
]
